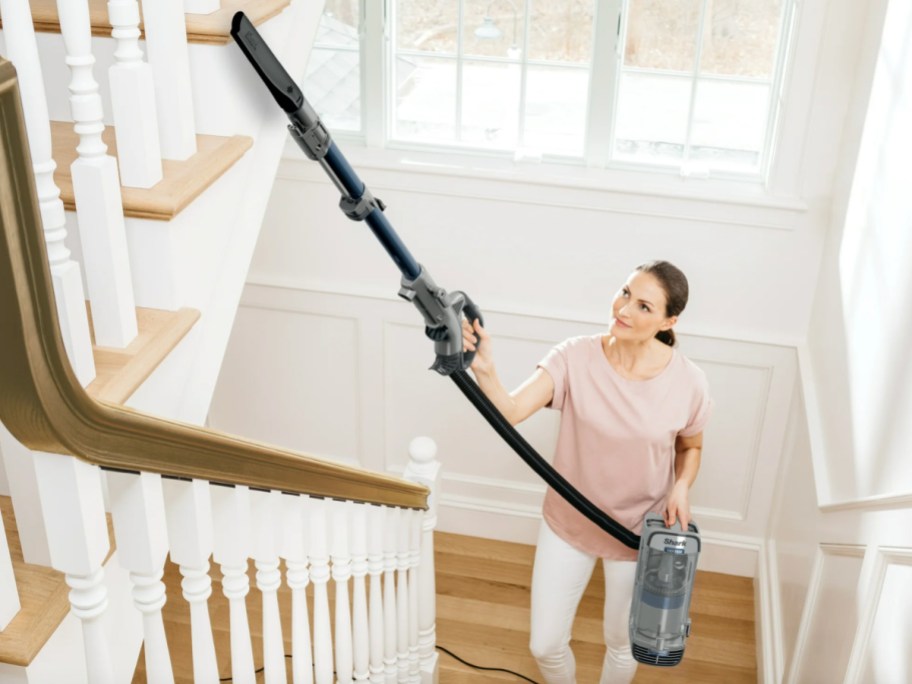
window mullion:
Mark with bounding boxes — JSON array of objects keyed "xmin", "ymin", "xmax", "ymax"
[
  {"xmin": 455, "ymin": 0, "xmax": 465, "ymax": 141},
  {"xmin": 362, "ymin": 0, "xmax": 387, "ymax": 147},
  {"xmin": 585, "ymin": 0, "xmax": 623, "ymax": 168},
  {"xmin": 682, "ymin": 0, "xmax": 710, "ymax": 169},
  {"xmin": 517, "ymin": 0, "xmax": 533, "ymax": 150}
]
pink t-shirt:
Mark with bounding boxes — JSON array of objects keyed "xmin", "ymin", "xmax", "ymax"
[{"xmin": 537, "ymin": 335, "xmax": 712, "ymax": 560}]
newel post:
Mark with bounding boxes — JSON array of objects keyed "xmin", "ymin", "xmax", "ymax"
[{"xmin": 402, "ymin": 436, "xmax": 441, "ymax": 684}]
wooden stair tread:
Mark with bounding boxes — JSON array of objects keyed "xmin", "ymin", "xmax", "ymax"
[
  {"xmin": 0, "ymin": 497, "xmax": 69, "ymax": 667},
  {"xmin": 87, "ymin": 306, "xmax": 201, "ymax": 404},
  {"xmin": 0, "ymin": 497, "xmax": 115, "ymax": 667},
  {"xmin": 50, "ymin": 122, "xmax": 252, "ymax": 222},
  {"xmin": 4, "ymin": 0, "xmax": 291, "ymax": 46}
]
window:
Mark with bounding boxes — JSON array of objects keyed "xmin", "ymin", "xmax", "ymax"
[
  {"xmin": 304, "ymin": 0, "xmax": 362, "ymax": 133},
  {"xmin": 304, "ymin": 0, "xmax": 795, "ymax": 179}
]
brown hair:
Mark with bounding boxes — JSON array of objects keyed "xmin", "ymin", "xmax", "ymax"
[{"xmin": 635, "ymin": 260, "xmax": 689, "ymax": 347}]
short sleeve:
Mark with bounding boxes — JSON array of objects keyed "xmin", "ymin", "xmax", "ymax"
[
  {"xmin": 678, "ymin": 365, "xmax": 712, "ymax": 437},
  {"xmin": 537, "ymin": 338, "xmax": 572, "ymax": 410}
]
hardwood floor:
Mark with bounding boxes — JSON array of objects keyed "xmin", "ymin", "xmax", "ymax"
[
  {"xmin": 134, "ymin": 531, "xmax": 757, "ymax": 683},
  {"xmin": 434, "ymin": 533, "xmax": 757, "ymax": 683}
]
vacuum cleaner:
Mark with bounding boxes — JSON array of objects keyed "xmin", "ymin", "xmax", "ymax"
[
  {"xmin": 230, "ymin": 12, "xmax": 700, "ymax": 666},
  {"xmin": 629, "ymin": 513, "xmax": 701, "ymax": 665}
]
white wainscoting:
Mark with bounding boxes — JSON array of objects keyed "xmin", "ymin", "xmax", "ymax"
[
  {"xmin": 785, "ymin": 544, "xmax": 867, "ymax": 684},
  {"xmin": 846, "ymin": 547, "xmax": 912, "ymax": 683},
  {"xmin": 209, "ymin": 282, "xmax": 800, "ymax": 577}
]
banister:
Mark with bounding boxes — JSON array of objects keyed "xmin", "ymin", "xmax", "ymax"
[{"xmin": 0, "ymin": 59, "xmax": 427, "ymax": 510}]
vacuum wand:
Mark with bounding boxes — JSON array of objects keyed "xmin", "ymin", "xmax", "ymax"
[
  {"xmin": 230, "ymin": 21, "xmax": 701, "ymax": 664},
  {"xmin": 231, "ymin": 12, "xmax": 481, "ymax": 375}
]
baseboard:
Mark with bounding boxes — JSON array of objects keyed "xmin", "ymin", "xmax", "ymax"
[
  {"xmin": 437, "ymin": 496, "xmax": 766, "ymax": 579},
  {"xmin": 436, "ymin": 493, "xmax": 543, "ymax": 546}
]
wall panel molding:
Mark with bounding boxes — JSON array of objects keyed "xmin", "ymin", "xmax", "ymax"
[
  {"xmin": 786, "ymin": 544, "xmax": 867, "ymax": 684},
  {"xmin": 757, "ymin": 539, "xmax": 784, "ymax": 684},
  {"xmin": 797, "ymin": 344, "xmax": 912, "ymax": 510},
  {"xmin": 845, "ymin": 547, "xmax": 912, "ymax": 684}
]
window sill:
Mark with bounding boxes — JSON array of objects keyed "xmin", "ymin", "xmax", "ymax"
[{"xmin": 279, "ymin": 137, "xmax": 808, "ymax": 231}]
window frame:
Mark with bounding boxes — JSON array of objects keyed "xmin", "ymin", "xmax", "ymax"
[{"xmin": 316, "ymin": 0, "xmax": 798, "ymax": 184}]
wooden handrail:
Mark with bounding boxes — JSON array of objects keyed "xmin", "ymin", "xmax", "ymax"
[{"xmin": 0, "ymin": 60, "xmax": 427, "ymax": 510}]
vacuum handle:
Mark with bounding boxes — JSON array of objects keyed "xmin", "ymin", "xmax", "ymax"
[
  {"xmin": 460, "ymin": 293, "xmax": 484, "ymax": 368},
  {"xmin": 668, "ymin": 519, "xmax": 698, "ymax": 534}
]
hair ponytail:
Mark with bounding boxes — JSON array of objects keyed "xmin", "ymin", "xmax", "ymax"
[{"xmin": 655, "ymin": 329, "xmax": 676, "ymax": 347}]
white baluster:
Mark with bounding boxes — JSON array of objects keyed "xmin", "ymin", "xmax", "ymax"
[
  {"xmin": 396, "ymin": 510, "xmax": 410, "ymax": 682},
  {"xmin": 251, "ymin": 489, "xmax": 287, "ymax": 684},
  {"xmin": 183, "ymin": 0, "xmax": 220, "ymax": 13},
  {"xmin": 0, "ymin": 424, "xmax": 50, "ymax": 566},
  {"xmin": 350, "ymin": 505, "xmax": 370, "ymax": 682},
  {"xmin": 55, "ymin": 0, "xmax": 137, "ymax": 348},
  {"xmin": 33, "ymin": 452, "xmax": 113, "ymax": 683},
  {"xmin": 162, "ymin": 478, "xmax": 218, "ymax": 684},
  {"xmin": 407, "ymin": 511, "xmax": 421, "ymax": 683},
  {"xmin": 106, "ymin": 0, "xmax": 162, "ymax": 188},
  {"xmin": 141, "ymin": 0, "xmax": 197, "ymax": 159},
  {"xmin": 282, "ymin": 495, "xmax": 313, "ymax": 684},
  {"xmin": 331, "ymin": 501, "xmax": 354, "ymax": 684},
  {"xmin": 403, "ymin": 437, "xmax": 441, "ymax": 680},
  {"xmin": 0, "ymin": 500, "xmax": 20, "ymax": 629},
  {"xmin": 382, "ymin": 507, "xmax": 399, "ymax": 681},
  {"xmin": 212, "ymin": 484, "xmax": 255, "ymax": 684},
  {"xmin": 67, "ymin": 569, "xmax": 115, "ymax": 683},
  {"xmin": 0, "ymin": 0, "xmax": 95, "ymax": 385},
  {"xmin": 367, "ymin": 506, "xmax": 385, "ymax": 684},
  {"xmin": 309, "ymin": 499, "xmax": 333, "ymax": 684},
  {"xmin": 107, "ymin": 471, "xmax": 174, "ymax": 684}
]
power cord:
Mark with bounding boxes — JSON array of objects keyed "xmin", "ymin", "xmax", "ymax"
[
  {"xmin": 437, "ymin": 644, "xmax": 541, "ymax": 683},
  {"xmin": 219, "ymin": 666, "xmax": 264, "ymax": 681},
  {"xmin": 217, "ymin": 646, "xmax": 540, "ymax": 683}
]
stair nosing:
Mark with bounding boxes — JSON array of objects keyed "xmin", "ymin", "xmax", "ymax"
[
  {"xmin": 86, "ymin": 306, "xmax": 202, "ymax": 405},
  {"xmin": 50, "ymin": 121, "xmax": 252, "ymax": 222}
]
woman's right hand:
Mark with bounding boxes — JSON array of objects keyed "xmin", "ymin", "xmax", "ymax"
[{"xmin": 462, "ymin": 317, "xmax": 493, "ymax": 375}]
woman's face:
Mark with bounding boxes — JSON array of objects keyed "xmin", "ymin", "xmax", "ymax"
[{"xmin": 610, "ymin": 271, "xmax": 676, "ymax": 341}]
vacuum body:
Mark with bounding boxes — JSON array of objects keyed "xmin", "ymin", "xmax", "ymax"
[{"xmin": 629, "ymin": 512, "xmax": 700, "ymax": 666}]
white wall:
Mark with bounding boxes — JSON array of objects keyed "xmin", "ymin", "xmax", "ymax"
[
  {"xmin": 208, "ymin": 0, "xmax": 881, "ymax": 579},
  {"xmin": 763, "ymin": 0, "xmax": 912, "ymax": 682}
]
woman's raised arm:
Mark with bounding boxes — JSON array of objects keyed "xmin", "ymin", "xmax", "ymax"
[{"xmin": 462, "ymin": 318, "xmax": 554, "ymax": 426}]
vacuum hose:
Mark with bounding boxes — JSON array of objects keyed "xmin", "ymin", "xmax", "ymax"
[{"xmin": 451, "ymin": 370, "xmax": 640, "ymax": 549}]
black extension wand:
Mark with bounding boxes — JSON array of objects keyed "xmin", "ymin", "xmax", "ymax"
[{"xmin": 230, "ymin": 12, "xmax": 640, "ymax": 549}]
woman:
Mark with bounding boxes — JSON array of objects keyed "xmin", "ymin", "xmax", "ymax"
[{"xmin": 462, "ymin": 260, "xmax": 712, "ymax": 684}]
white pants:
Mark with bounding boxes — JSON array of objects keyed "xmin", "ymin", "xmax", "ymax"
[{"xmin": 529, "ymin": 522, "xmax": 638, "ymax": 684}]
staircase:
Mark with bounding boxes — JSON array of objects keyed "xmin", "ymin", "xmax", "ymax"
[{"xmin": 0, "ymin": 1, "xmax": 444, "ymax": 682}]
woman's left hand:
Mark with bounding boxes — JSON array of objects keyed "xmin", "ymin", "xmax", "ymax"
[{"xmin": 665, "ymin": 481, "xmax": 691, "ymax": 530}]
